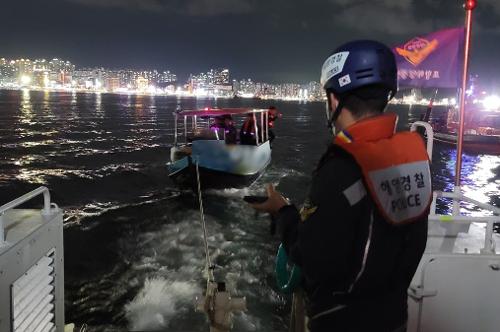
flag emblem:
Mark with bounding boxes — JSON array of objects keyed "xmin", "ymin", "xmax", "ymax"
[
  {"xmin": 393, "ymin": 27, "xmax": 464, "ymax": 88},
  {"xmin": 338, "ymin": 74, "xmax": 351, "ymax": 87},
  {"xmin": 396, "ymin": 37, "xmax": 439, "ymax": 66}
]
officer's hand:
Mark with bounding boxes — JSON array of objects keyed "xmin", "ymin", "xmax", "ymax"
[{"xmin": 249, "ymin": 184, "xmax": 289, "ymax": 216}]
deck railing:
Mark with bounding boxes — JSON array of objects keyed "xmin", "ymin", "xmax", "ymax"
[{"xmin": 0, "ymin": 186, "xmax": 55, "ymax": 245}]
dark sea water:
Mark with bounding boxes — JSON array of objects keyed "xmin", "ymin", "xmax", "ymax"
[{"xmin": 0, "ymin": 89, "xmax": 498, "ymax": 331}]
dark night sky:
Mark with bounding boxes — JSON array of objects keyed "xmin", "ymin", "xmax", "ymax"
[{"xmin": 2, "ymin": 0, "xmax": 500, "ymax": 84}]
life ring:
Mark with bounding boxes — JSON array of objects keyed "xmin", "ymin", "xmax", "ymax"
[{"xmin": 275, "ymin": 243, "xmax": 302, "ymax": 293}]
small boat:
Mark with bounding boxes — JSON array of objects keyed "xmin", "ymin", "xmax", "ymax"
[
  {"xmin": 167, "ymin": 108, "xmax": 272, "ymax": 189},
  {"xmin": 430, "ymin": 105, "xmax": 500, "ymax": 154}
]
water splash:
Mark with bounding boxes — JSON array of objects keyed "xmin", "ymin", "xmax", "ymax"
[{"xmin": 125, "ymin": 278, "xmax": 201, "ymax": 331}]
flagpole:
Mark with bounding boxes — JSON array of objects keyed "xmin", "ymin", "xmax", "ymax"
[{"xmin": 454, "ymin": 0, "xmax": 476, "ymax": 198}]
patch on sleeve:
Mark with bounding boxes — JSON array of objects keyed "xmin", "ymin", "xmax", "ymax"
[
  {"xmin": 343, "ymin": 179, "xmax": 367, "ymax": 206},
  {"xmin": 299, "ymin": 206, "xmax": 318, "ymax": 222}
]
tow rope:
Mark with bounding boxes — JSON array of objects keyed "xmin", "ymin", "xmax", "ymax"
[{"xmin": 194, "ymin": 163, "xmax": 246, "ymax": 332}]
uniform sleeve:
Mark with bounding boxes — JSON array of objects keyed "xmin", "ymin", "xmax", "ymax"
[{"xmin": 275, "ymin": 155, "xmax": 365, "ymax": 285}]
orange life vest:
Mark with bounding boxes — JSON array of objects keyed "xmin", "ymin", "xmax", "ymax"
[
  {"xmin": 334, "ymin": 113, "xmax": 432, "ymax": 225},
  {"xmin": 241, "ymin": 117, "xmax": 255, "ymax": 134}
]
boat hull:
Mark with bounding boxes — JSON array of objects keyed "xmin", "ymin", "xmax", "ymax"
[
  {"xmin": 169, "ymin": 162, "xmax": 265, "ymax": 189},
  {"xmin": 168, "ymin": 140, "xmax": 271, "ymax": 189},
  {"xmin": 433, "ymin": 132, "xmax": 500, "ymax": 154}
]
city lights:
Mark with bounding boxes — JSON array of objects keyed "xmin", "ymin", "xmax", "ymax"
[
  {"xmin": 20, "ymin": 75, "xmax": 31, "ymax": 86},
  {"xmin": 0, "ymin": 56, "xmax": 328, "ymax": 101},
  {"xmin": 0, "ymin": 55, "xmax": 496, "ymax": 104},
  {"xmin": 483, "ymin": 95, "xmax": 500, "ymax": 110}
]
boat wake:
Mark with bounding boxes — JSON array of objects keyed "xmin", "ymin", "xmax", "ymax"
[{"xmin": 125, "ymin": 278, "xmax": 201, "ymax": 331}]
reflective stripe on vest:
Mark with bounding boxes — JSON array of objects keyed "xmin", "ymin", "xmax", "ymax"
[{"xmin": 334, "ymin": 114, "xmax": 432, "ymax": 225}]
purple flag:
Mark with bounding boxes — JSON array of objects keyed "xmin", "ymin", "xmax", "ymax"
[{"xmin": 393, "ymin": 27, "xmax": 465, "ymax": 88}]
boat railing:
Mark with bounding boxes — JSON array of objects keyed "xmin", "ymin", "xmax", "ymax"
[
  {"xmin": 429, "ymin": 189, "xmax": 500, "ymax": 254},
  {"xmin": 410, "ymin": 121, "xmax": 434, "ymax": 161},
  {"xmin": 0, "ymin": 186, "xmax": 55, "ymax": 245},
  {"xmin": 0, "ymin": 187, "xmax": 64, "ymax": 332},
  {"xmin": 411, "ymin": 120, "xmax": 499, "ymax": 254},
  {"xmin": 173, "ymin": 109, "xmax": 270, "ymax": 147}
]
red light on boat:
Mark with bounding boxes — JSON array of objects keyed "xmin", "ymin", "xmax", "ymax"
[{"xmin": 464, "ymin": 0, "xmax": 477, "ymax": 10}]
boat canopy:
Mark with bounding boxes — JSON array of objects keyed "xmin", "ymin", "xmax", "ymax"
[{"xmin": 177, "ymin": 108, "xmax": 268, "ymax": 117}]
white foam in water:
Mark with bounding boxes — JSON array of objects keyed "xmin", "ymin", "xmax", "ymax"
[
  {"xmin": 204, "ymin": 166, "xmax": 307, "ymax": 200},
  {"xmin": 125, "ymin": 277, "xmax": 201, "ymax": 331},
  {"xmin": 205, "ymin": 187, "xmax": 254, "ymax": 198},
  {"xmin": 121, "ymin": 198, "xmax": 283, "ymax": 331}
]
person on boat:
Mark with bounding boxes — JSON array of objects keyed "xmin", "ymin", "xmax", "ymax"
[
  {"xmin": 223, "ymin": 115, "xmax": 237, "ymax": 144},
  {"xmin": 267, "ymin": 105, "xmax": 281, "ymax": 143},
  {"xmin": 240, "ymin": 113, "xmax": 258, "ymax": 145},
  {"xmin": 250, "ymin": 40, "xmax": 431, "ymax": 331},
  {"xmin": 208, "ymin": 114, "xmax": 236, "ymax": 142}
]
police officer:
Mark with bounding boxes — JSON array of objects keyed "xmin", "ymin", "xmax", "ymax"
[{"xmin": 250, "ymin": 40, "xmax": 432, "ymax": 331}]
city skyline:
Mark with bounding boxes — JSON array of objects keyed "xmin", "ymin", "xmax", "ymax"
[
  {"xmin": 0, "ymin": 55, "xmax": 309, "ymax": 85},
  {"xmin": 1, "ymin": 53, "xmax": 495, "ymax": 101},
  {"xmin": 2, "ymin": 1, "xmax": 500, "ymax": 84},
  {"xmin": 3, "ymin": 53, "xmax": 491, "ymax": 108},
  {"xmin": 0, "ymin": 55, "xmax": 326, "ymax": 101}
]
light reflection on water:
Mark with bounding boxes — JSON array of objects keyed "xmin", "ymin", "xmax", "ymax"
[
  {"xmin": 0, "ymin": 90, "xmax": 498, "ymax": 331},
  {"xmin": 406, "ymin": 106, "xmax": 500, "ymax": 216},
  {"xmin": 460, "ymin": 155, "xmax": 500, "ymax": 216},
  {"xmin": 3, "ymin": 90, "xmax": 499, "ymax": 219}
]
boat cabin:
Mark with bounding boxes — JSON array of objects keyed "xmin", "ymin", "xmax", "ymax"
[
  {"xmin": 168, "ymin": 108, "xmax": 273, "ymax": 188},
  {"xmin": 171, "ymin": 108, "xmax": 272, "ymax": 160}
]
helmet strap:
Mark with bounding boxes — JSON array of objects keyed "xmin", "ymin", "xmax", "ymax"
[{"xmin": 326, "ymin": 92, "xmax": 344, "ymax": 134}]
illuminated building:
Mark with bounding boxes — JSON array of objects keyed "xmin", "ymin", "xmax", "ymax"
[
  {"xmin": 0, "ymin": 58, "xmax": 16, "ymax": 83},
  {"xmin": 32, "ymin": 70, "xmax": 50, "ymax": 88},
  {"xmin": 136, "ymin": 76, "xmax": 149, "ymax": 91},
  {"xmin": 188, "ymin": 68, "xmax": 232, "ymax": 96},
  {"xmin": 73, "ymin": 68, "xmax": 94, "ymax": 88},
  {"xmin": 33, "ymin": 59, "xmax": 48, "ymax": 72},
  {"xmin": 307, "ymin": 81, "xmax": 324, "ymax": 100},
  {"xmin": 47, "ymin": 59, "xmax": 75, "ymax": 86},
  {"xmin": 158, "ymin": 70, "xmax": 177, "ymax": 85},
  {"xmin": 237, "ymin": 78, "xmax": 256, "ymax": 95},
  {"xmin": 212, "ymin": 68, "xmax": 230, "ymax": 85},
  {"xmin": 14, "ymin": 59, "xmax": 33, "ymax": 76},
  {"xmin": 106, "ymin": 76, "xmax": 121, "ymax": 92}
]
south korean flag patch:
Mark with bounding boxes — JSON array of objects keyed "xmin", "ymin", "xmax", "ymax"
[{"xmin": 339, "ymin": 74, "xmax": 351, "ymax": 87}]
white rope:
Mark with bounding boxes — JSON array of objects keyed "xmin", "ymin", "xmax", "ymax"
[{"xmin": 195, "ymin": 162, "xmax": 214, "ymax": 282}]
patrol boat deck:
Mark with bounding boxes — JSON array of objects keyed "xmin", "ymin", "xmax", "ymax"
[{"xmin": 406, "ymin": 122, "xmax": 500, "ymax": 332}]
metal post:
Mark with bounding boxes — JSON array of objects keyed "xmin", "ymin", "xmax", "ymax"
[
  {"xmin": 253, "ymin": 113, "xmax": 259, "ymax": 145},
  {"xmin": 455, "ymin": 0, "xmax": 476, "ymax": 188},
  {"xmin": 410, "ymin": 121, "xmax": 434, "ymax": 161},
  {"xmin": 0, "ymin": 213, "xmax": 4, "ymax": 244},
  {"xmin": 483, "ymin": 220, "xmax": 494, "ymax": 253},
  {"xmin": 260, "ymin": 112, "xmax": 264, "ymax": 143},
  {"xmin": 174, "ymin": 113, "xmax": 178, "ymax": 146},
  {"xmin": 184, "ymin": 115, "xmax": 188, "ymax": 144},
  {"xmin": 194, "ymin": 115, "xmax": 197, "ymax": 131},
  {"xmin": 265, "ymin": 111, "xmax": 269, "ymax": 141},
  {"xmin": 42, "ymin": 189, "xmax": 51, "ymax": 214},
  {"xmin": 452, "ymin": 186, "xmax": 461, "ymax": 216}
]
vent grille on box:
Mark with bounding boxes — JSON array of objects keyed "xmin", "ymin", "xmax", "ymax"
[{"xmin": 11, "ymin": 249, "xmax": 56, "ymax": 332}]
